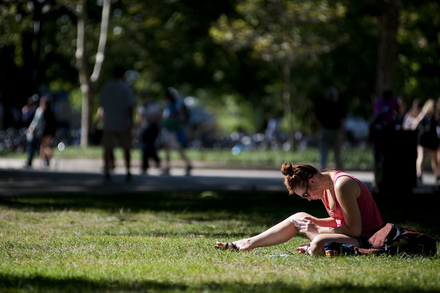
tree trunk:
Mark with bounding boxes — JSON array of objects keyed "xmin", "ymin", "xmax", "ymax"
[
  {"xmin": 376, "ymin": 0, "xmax": 400, "ymax": 96},
  {"xmin": 75, "ymin": 0, "xmax": 111, "ymax": 146},
  {"xmin": 283, "ymin": 59, "xmax": 295, "ymax": 150},
  {"xmin": 91, "ymin": 0, "xmax": 110, "ymax": 83},
  {"xmin": 75, "ymin": 0, "xmax": 90, "ymax": 146},
  {"xmin": 32, "ymin": 0, "xmax": 43, "ymax": 95}
]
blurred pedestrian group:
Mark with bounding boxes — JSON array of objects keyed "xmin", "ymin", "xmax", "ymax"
[
  {"xmin": 18, "ymin": 70, "xmax": 440, "ymax": 188},
  {"xmin": 20, "ymin": 66, "xmax": 193, "ymax": 181},
  {"xmin": 314, "ymin": 86, "xmax": 440, "ymax": 189},
  {"xmin": 371, "ymin": 90, "xmax": 440, "ymax": 187},
  {"xmin": 96, "ymin": 65, "xmax": 192, "ymax": 181}
]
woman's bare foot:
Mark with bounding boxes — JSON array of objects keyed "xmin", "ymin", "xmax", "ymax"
[
  {"xmin": 215, "ymin": 239, "xmax": 253, "ymax": 251},
  {"xmin": 214, "ymin": 242, "xmax": 239, "ymax": 251},
  {"xmin": 296, "ymin": 243, "xmax": 311, "ymax": 254}
]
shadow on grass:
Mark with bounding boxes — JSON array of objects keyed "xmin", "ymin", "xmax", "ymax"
[
  {"xmin": 0, "ymin": 191, "xmax": 324, "ymax": 226},
  {"xmin": 0, "ymin": 190, "xmax": 439, "ymax": 238},
  {"xmin": 0, "ymin": 273, "xmax": 439, "ymax": 293}
]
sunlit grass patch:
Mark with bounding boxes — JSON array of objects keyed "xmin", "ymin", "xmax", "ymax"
[{"xmin": 0, "ymin": 192, "xmax": 439, "ymax": 292}]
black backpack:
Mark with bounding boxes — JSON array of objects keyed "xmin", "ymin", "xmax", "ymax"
[{"xmin": 354, "ymin": 223, "xmax": 437, "ymax": 256}]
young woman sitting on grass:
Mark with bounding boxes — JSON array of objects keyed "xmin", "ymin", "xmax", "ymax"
[{"xmin": 215, "ymin": 163, "xmax": 384, "ymax": 255}]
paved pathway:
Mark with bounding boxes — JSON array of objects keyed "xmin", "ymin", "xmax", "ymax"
[{"xmin": 0, "ymin": 158, "xmax": 436, "ymax": 196}]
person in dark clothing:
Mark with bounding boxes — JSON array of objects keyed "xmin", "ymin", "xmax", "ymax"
[
  {"xmin": 372, "ymin": 90, "xmax": 400, "ymax": 128},
  {"xmin": 316, "ymin": 87, "xmax": 346, "ymax": 170},
  {"xmin": 26, "ymin": 96, "xmax": 56, "ymax": 167},
  {"xmin": 135, "ymin": 91, "xmax": 162, "ymax": 174},
  {"xmin": 22, "ymin": 94, "xmax": 39, "ymax": 127},
  {"xmin": 161, "ymin": 87, "xmax": 192, "ymax": 175},
  {"xmin": 23, "ymin": 94, "xmax": 40, "ymax": 167},
  {"xmin": 416, "ymin": 99, "xmax": 440, "ymax": 184}
]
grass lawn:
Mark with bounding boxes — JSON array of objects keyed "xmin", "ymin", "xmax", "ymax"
[
  {"xmin": 0, "ymin": 191, "xmax": 439, "ymax": 292},
  {"xmin": 2, "ymin": 145, "xmax": 374, "ymax": 170}
]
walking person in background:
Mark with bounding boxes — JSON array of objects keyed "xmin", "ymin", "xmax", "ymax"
[
  {"xmin": 402, "ymin": 99, "xmax": 423, "ymax": 132},
  {"xmin": 23, "ymin": 94, "xmax": 40, "ymax": 167},
  {"xmin": 316, "ymin": 87, "xmax": 346, "ymax": 170},
  {"xmin": 161, "ymin": 87, "xmax": 192, "ymax": 175},
  {"xmin": 414, "ymin": 99, "xmax": 440, "ymax": 184},
  {"xmin": 40, "ymin": 97, "xmax": 56, "ymax": 166},
  {"xmin": 135, "ymin": 91, "xmax": 162, "ymax": 175},
  {"xmin": 402, "ymin": 99, "xmax": 426, "ymax": 184},
  {"xmin": 26, "ymin": 96, "xmax": 56, "ymax": 167},
  {"xmin": 99, "ymin": 65, "xmax": 136, "ymax": 182}
]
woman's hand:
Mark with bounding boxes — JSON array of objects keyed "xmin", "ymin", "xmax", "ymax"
[{"xmin": 293, "ymin": 218, "xmax": 320, "ymax": 234}]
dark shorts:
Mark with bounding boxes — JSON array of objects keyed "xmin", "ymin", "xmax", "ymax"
[{"xmin": 102, "ymin": 130, "xmax": 132, "ymax": 149}]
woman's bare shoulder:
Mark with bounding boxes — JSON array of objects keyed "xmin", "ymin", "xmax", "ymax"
[{"xmin": 334, "ymin": 175, "xmax": 361, "ymax": 198}]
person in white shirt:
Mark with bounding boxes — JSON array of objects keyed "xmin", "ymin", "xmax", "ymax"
[{"xmin": 99, "ymin": 66, "xmax": 136, "ymax": 182}]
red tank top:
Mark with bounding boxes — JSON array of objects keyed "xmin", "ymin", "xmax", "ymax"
[{"xmin": 323, "ymin": 171, "xmax": 384, "ymax": 239}]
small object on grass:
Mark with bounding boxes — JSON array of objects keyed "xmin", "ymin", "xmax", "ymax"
[{"xmin": 269, "ymin": 254, "xmax": 293, "ymax": 257}]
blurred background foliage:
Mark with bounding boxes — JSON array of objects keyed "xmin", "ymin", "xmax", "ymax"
[{"xmin": 0, "ymin": 0, "xmax": 439, "ymax": 139}]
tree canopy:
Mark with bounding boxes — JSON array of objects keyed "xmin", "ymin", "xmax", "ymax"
[{"xmin": 1, "ymin": 0, "xmax": 439, "ymax": 139}]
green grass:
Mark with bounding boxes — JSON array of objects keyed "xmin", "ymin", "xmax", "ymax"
[
  {"xmin": 0, "ymin": 192, "xmax": 439, "ymax": 292},
  {"xmin": 2, "ymin": 145, "xmax": 374, "ymax": 169}
]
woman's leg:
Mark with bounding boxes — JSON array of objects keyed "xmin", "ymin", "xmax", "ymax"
[
  {"xmin": 151, "ymin": 146, "xmax": 161, "ymax": 167},
  {"xmin": 147, "ymin": 124, "xmax": 161, "ymax": 167},
  {"xmin": 160, "ymin": 130, "xmax": 173, "ymax": 174},
  {"xmin": 416, "ymin": 145, "xmax": 425, "ymax": 179},
  {"xmin": 436, "ymin": 148, "xmax": 440, "ymax": 181},
  {"xmin": 176, "ymin": 146, "xmax": 191, "ymax": 171},
  {"xmin": 104, "ymin": 146, "xmax": 113, "ymax": 176},
  {"xmin": 162, "ymin": 144, "xmax": 171, "ymax": 174},
  {"xmin": 308, "ymin": 233, "xmax": 360, "ymax": 256},
  {"xmin": 141, "ymin": 147, "xmax": 148, "ymax": 173},
  {"xmin": 216, "ymin": 212, "xmax": 313, "ymax": 251},
  {"xmin": 44, "ymin": 135, "xmax": 53, "ymax": 161},
  {"xmin": 39, "ymin": 137, "xmax": 45, "ymax": 163},
  {"xmin": 429, "ymin": 149, "xmax": 440, "ymax": 179},
  {"xmin": 39, "ymin": 136, "xmax": 52, "ymax": 165}
]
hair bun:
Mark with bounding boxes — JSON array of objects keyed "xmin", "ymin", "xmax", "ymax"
[{"xmin": 281, "ymin": 163, "xmax": 294, "ymax": 176}]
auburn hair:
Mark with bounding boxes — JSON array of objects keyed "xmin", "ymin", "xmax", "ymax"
[{"xmin": 281, "ymin": 163, "xmax": 318, "ymax": 195}]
